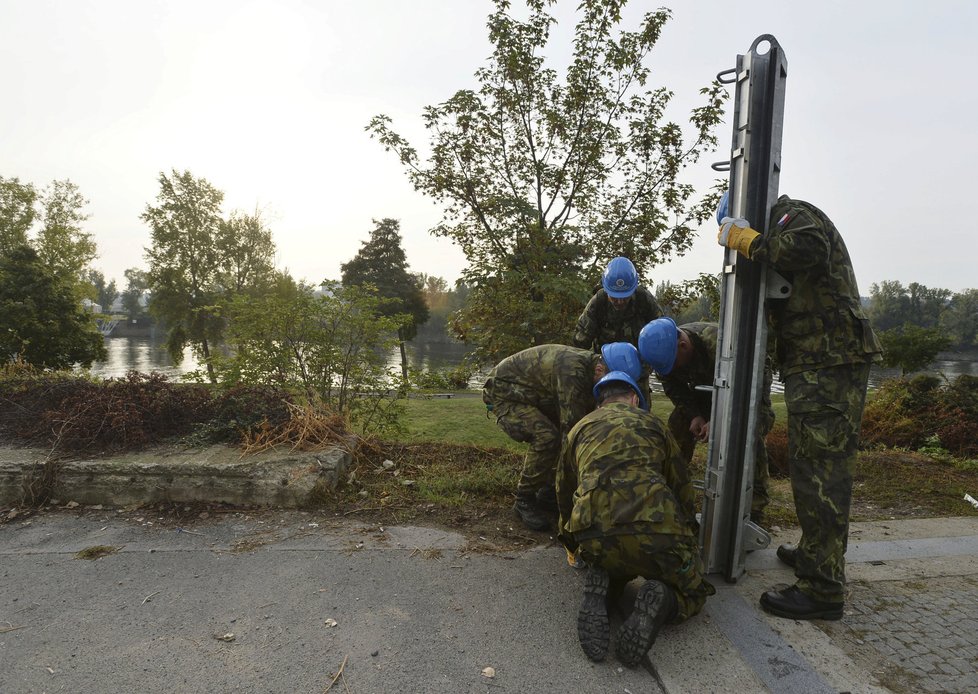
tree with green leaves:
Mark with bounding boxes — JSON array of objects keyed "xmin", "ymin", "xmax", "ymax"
[
  {"xmin": 34, "ymin": 180, "xmax": 96, "ymax": 287},
  {"xmin": 142, "ymin": 170, "xmax": 277, "ymax": 382},
  {"xmin": 878, "ymin": 323, "xmax": 951, "ymax": 376},
  {"xmin": 142, "ymin": 170, "xmax": 226, "ymax": 381},
  {"xmin": 869, "ymin": 280, "xmax": 951, "ymax": 332},
  {"xmin": 340, "ymin": 218, "xmax": 429, "ymax": 379},
  {"xmin": 216, "ymin": 209, "xmax": 276, "ymax": 294},
  {"xmin": 219, "ymin": 276, "xmax": 406, "ymax": 433},
  {"xmin": 940, "ymin": 288, "xmax": 978, "ymax": 351},
  {"xmin": 0, "ymin": 245, "xmax": 106, "ymax": 369},
  {"xmin": 0, "ymin": 176, "xmax": 37, "ymax": 255},
  {"xmin": 368, "ymin": 0, "xmax": 725, "ymax": 362},
  {"xmin": 86, "ymin": 269, "xmax": 118, "ymax": 313},
  {"xmin": 121, "ymin": 267, "xmax": 150, "ymax": 318}
]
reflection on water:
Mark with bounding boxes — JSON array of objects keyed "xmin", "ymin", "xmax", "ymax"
[
  {"xmin": 84, "ymin": 337, "xmax": 199, "ymax": 380},
  {"xmin": 83, "ymin": 336, "xmax": 480, "ymax": 383},
  {"xmin": 84, "ymin": 337, "xmax": 978, "ymax": 393}
]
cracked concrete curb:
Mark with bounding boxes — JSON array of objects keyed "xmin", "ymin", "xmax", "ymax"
[{"xmin": 0, "ymin": 444, "xmax": 350, "ymax": 508}]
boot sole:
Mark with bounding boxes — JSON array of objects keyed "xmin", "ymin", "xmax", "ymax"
[
  {"xmin": 616, "ymin": 580, "xmax": 668, "ymax": 667},
  {"xmin": 577, "ymin": 569, "xmax": 610, "ymax": 662},
  {"xmin": 759, "ymin": 594, "xmax": 843, "ymax": 621}
]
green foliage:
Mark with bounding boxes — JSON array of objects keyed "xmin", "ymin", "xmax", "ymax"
[
  {"xmin": 0, "ymin": 245, "xmax": 106, "ymax": 369},
  {"xmin": 34, "ymin": 180, "xmax": 96, "ymax": 288},
  {"xmin": 940, "ymin": 288, "xmax": 978, "ymax": 351},
  {"xmin": 341, "ymin": 218, "xmax": 429, "ymax": 344},
  {"xmin": 367, "ymin": 0, "xmax": 726, "ymax": 363},
  {"xmin": 861, "ymin": 374, "xmax": 978, "ymax": 458},
  {"xmin": 142, "ymin": 170, "xmax": 276, "ymax": 381},
  {"xmin": 0, "ymin": 176, "xmax": 37, "ymax": 254},
  {"xmin": 86, "ymin": 269, "xmax": 118, "ymax": 312},
  {"xmin": 121, "ymin": 267, "xmax": 150, "ymax": 318},
  {"xmin": 218, "ymin": 277, "xmax": 407, "ymax": 434},
  {"xmin": 878, "ymin": 323, "xmax": 952, "ymax": 375},
  {"xmin": 868, "ymin": 280, "xmax": 952, "ymax": 332},
  {"xmin": 409, "ymin": 365, "xmax": 472, "ymax": 391},
  {"xmin": 655, "ymin": 273, "xmax": 721, "ymax": 323}
]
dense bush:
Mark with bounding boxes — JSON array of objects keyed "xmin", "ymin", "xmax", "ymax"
[
  {"xmin": 0, "ymin": 365, "xmax": 295, "ymax": 455},
  {"xmin": 861, "ymin": 374, "xmax": 978, "ymax": 458}
]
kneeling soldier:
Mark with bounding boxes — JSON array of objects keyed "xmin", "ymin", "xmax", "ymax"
[{"xmin": 556, "ymin": 370, "xmax": 715, "ymax": 666}]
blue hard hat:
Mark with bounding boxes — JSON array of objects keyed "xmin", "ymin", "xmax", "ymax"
[
  {"xmin": 716, "ymin": 190, "xmax": 730, "ymax": 225},
  {"xmin": 602, "ymin": 257, "xmax": 639, "ymax": 299},
  {"xmin": 593, "ymin": 370, "xmax": 647, "ymax": 411},
  {"xmin": 601, "ymin": 342, "xmax": 642, "ymax": 381},
  {"xmin": 638, "ymin": 317, "xmax": 679, "ymax": 375}
]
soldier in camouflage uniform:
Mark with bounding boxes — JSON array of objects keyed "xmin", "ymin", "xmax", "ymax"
[
  {"xmin": 644, "ymin": 319, "xmax": 775, "ymax": 521},
  {"xmin": 556, "ymin": 371, "xmax": 715, "ymax": 666},
  {"xmin": 482, "ymin": 344, "xmax": 612, "ymax": 531},
  {"xmin": 718, "ymin": 195, "xmax": 883, "ymax": 620},
  {"xmin": 573, "ymin": 257, "xmax": 664, "ymax": 402}
]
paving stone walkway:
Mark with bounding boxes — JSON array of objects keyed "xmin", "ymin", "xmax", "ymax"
[{"xmin": 831, "ymin": 575, "xmax": 978, "ymax": 693}]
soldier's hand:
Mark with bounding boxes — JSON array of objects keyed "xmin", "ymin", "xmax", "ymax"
[
  {"xmin": 717, "ymin": 217, "xmax": 759, "ymax": 257},
  {"xmin": 690, "ymin": 416, "xmax": 709, "ymax": 442}
]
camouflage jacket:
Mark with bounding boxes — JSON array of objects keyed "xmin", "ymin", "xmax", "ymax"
[
  {"xmin": 659, "ymin": 322, "xmax": 718, "ymax": 422},
  {"xmin": 749, "ymin": 196, "xmax": 883, "ymax": 375},
  {"xmin": 573, "ymin": 286, "xmax": 664, "ymax": 352},
  {"xmin": 486, "ymin": 344, "xmax": 600, "ymax": 435},
  {"xmin": 556, "ymin": 402, "xmax": 697, "ymax": 544}
]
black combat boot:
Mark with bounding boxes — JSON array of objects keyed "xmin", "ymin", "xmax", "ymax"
[
  {"xmin": 534, "ymin": 484, "xmax": 559, "ymax": 515},
  {"xmin": 760, "ymin": 584, "xmax": 843, "ymax": 620},
  {"xmin": 577, "ymin": 567, "xmax": 611, "ymax": 662},
  {"xmin": 615, "ymin": 579, "xmax": 677, "ymax": 667},
  {"xmin": 776, "ymin": 544, "xmax": 798, "ymax": 568},
  {"xmin": 513, "ymin": 493, "xmax": 550, "ymax": 531}
]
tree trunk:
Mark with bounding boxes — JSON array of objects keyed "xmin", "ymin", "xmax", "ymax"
[{"xmin": 399, "ymin": 335, "xmax": 409, "ymax": 383}]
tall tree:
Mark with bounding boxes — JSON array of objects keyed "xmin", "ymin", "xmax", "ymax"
[
  {"xmin": 368, "ymin": 0, "xmax": 725, "ymax": 361},
  {"xmin": 121, "ymin": 267, "xmax": 150, "ymax": 318},
  {"xmin": 86, "ymin": 269, "xmax": 118, "ymax": 312},
  {"xmin": 142, "ymin": 170, "xmax": 226, "ymax": 381},
  {"xmin": 941, "ymin": 288, "xmax": 978, "ymax": 350},
  {"xmin": 879, "ymin": 323, "xmax": 951, "ymax": 376},
  {"xmin": 340, "ymin": 218, "xmax": 429, "ymax": 379},
  {"xmin": 0, "ymin": 176, "xmax": 37, "ymax": 255},
  {"xmin": 216, "ymin": 209, "xmax": 276, "ymax": 294},
  {"xmin": 0, "ymin": 245, "xmax": 106, "ymax": 369},
  {"xmin": 34, "ymin": 180, "xmax": 97, "ymax": 286}
]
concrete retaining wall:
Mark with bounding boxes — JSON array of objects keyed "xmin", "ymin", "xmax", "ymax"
[{"xmin": 0, "ymin": 444, "xmax": 350, "ymax": 508}]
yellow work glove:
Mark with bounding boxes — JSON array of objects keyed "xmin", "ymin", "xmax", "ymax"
[{"xmin": 717, "ymin": 217, "xmax": 760, "ymax": 257}]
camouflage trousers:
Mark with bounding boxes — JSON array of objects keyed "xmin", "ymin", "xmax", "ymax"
[
  {"xmin": 577, "ymin": 528, "xmax": 716, "ymax": 622},
  {"xmin": 784, "ymin": 361, "xmax": 871, "ymax": 603},
  {"xmin": 483, "ymin": 381, "xmax": 560, "ymax": 496},
  {"xmin": 667, "ymin": 396, "xmax": 774, "ymax": 515}
]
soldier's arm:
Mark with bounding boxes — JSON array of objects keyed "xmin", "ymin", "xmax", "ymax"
[
  {"xmin": 555, "ymin": 435, "xmax": 579, "ymax": 551},
  {"xmin": 638, "ymin": 287, "xmax": 664, "ymax": 321},
  {"xmin": 661, "ymin": 429, "xmax": 698, "ymax": 525},
  {"xmin": 572, "ymin": 295, "xmax": 600, "ymax": 350},
  {"xmin": 660, "ymin": 373, "xmax": 699, "ymax": 420},
  {"xmin": 749, "ymin": 207, "xmax": 830, "ymax": 271}
]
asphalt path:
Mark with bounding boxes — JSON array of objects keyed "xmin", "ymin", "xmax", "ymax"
[{"xmin": 0, "ymin": 510, "xmax": 662, "ymax": 694}]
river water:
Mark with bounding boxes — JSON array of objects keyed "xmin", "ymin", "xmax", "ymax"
[{"xmin": 85, "ymin": 336, "xmax": 978, "ymax": 392}]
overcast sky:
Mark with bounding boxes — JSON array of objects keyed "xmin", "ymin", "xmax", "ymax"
[{"xmin": 3, "ymin": 0, "xmax": 975, "ymax": 295}]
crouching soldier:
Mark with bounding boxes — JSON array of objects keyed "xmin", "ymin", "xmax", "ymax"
[
  {"xmin": 556, "ymin": 370, "xmax": 715, "ymax": 666},
  {"xmin": 483, "ymin": 343, "xmax": 642, "ymax": 531}
]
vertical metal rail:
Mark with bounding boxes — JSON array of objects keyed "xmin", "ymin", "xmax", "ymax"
[{"xmin": 700, "ymin": 35, "xmax": 788, "ymax": 582}]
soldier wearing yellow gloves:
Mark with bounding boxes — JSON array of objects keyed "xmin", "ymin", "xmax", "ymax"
[{"xmin": 717, "ymin": 194, "xmax": 882, "ymax": 620}]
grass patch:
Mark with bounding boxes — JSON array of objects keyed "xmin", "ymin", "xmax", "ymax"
[{"xmin": 75, "ymin": 545, "xmax": 120, "ymax": 560}]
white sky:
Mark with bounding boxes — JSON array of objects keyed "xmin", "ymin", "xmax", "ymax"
[{"xmin": 3, "ymin": 0, "xmax": 976, "ymax": 294}]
